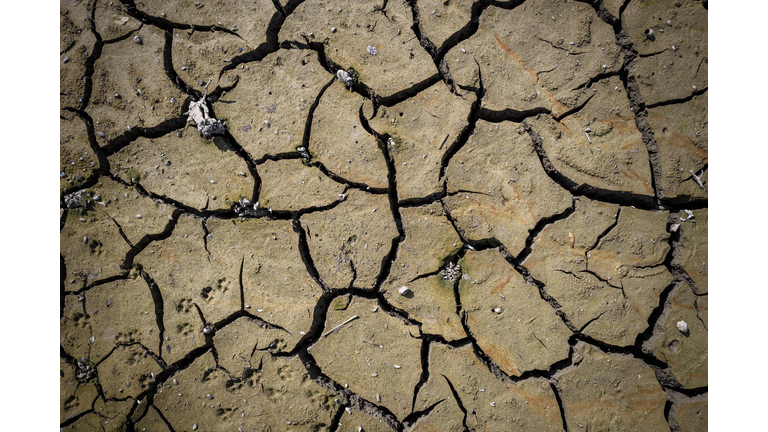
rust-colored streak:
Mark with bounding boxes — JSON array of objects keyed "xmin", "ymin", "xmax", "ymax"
[
  {"xmin": 490, "ymin": 275, "xmax": 513, "ymax": 296},
  {"xmin": 493, "ymin": 31, "xmax": 568, "ymax": 117},
  {"xmin": 484, "ymin": 343, "xmax": 521, "ymax": 377}
]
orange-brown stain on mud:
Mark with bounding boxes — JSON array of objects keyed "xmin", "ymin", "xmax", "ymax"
[
  {"xmin": 507, "ymin": 383, "xmax": 561, "ymax": 422},
  {"xmin": 648, "ymin": 112, "xmax": 709, "ymax": 160},
  {"xmin": 671, "ymin": 297, "xmax": 697, "ymax": 311},
  {"xmin": 459, "ymin": 194, "xmax": 530, "ymax": 226},
  {"xmin": 493, "ymin": 31, "xmax": 568, "ymax": 117},
  {"xmin": 608, "ymin": 116, "xmax": 642, "ymax": 136},
  {"xmin": 619, "ymin": 385, "xmax": 667, "ymax": 410},
  {"xmin": 490, "ymin": 275, "xmax": 513, "ymax": 296},
  {"xmin": 619, "ymin": 166, "xmax": 655, "ymax": 195},
  {"xmin": 467, "ymin": 315, "xmax": 521, "ymax": 376}
]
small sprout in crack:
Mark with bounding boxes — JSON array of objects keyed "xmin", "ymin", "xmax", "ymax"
[{"xmin": 443, "ymin": 262, "xmax": 461, "ymax": 282}]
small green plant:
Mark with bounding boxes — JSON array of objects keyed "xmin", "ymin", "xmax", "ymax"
[
  {"xmin": 379, "ymin": 133, "xmax": 403, "ymax": 154},
  {"xmin": 127, "ymin": 168, "xmax": 141, "ymax": 184}
]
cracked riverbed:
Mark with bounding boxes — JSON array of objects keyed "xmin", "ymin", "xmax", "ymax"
[{"xmin": 60, "ymin": 0, "xmax": 708, "ymax": 430}]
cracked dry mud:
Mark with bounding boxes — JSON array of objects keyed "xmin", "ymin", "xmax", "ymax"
[{"xmin": 60, "ymin": 0, "xmax": 708, "ymax": 430}]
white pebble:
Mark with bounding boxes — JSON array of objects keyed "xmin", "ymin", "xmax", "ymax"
[{"xmin": 677, "ymin": 320, "xmax": 688, "ymax": 333}]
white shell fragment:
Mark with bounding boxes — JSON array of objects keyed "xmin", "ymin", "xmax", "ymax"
[
  {"xmin": 185, "ymin": 79, "xmax": 227, "ymax": 138},
  {"xmin": 133, "ymin": 34, "xmax": 142, "ymax": 44},
  {"xmin": 367, "ymin": 45, "xmax": 377, "ymax": 55},
  {"xmin": 677, "ymin": 320, "xmax": 688, "ymax": 333},
  {"xmin": 336, "ymin": 69, "xmax": 354, "ymax": 87},
  {"xmin": 398, "ymin": 286, "xmax": 411, "ymax": 296}
]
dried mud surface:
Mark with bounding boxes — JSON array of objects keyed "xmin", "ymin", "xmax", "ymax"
[{"xmin": 60, "ymin": 0, "xmax": 708, "ymax": 430}]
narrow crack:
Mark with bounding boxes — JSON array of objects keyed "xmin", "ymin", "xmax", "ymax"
[
  {"xmin": 550, "ymin": 378, "xmax": 570, "ymax": 432},
  {"xmin": 410, "ymin": 338, "xmax": 431, "ymax": 412},
  {"xmin": 121, "ymin": 209, "xmax": 183, "ymax": 270},
  {"xmin": 139, "ymin": 270, "xmax": 166, "ymax": 357},
  {"xmin": 439, "ymin": 60, "xmax": 485, "ymax": 180},
  {"xmin": 405, "ymin": 0, "xmax": 458, "ymax": 94},
  {"xmin": 517, "ymin": 198, "xmax": 577, "ymax": 264},
  {"xmin": 441, "ymin": 374, "xmax": 469, "ymax": 431}
]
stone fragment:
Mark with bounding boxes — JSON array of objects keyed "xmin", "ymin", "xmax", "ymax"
[
  {"xmin": 311, "ymin": 298, "xmax": 421, "ymax": 420},
  {"xmin": 459, "ymin": 249, "xmax": 572, "ymax": 376},
  {"xmin": 558, "ymin": 343, "xmax": 669, "ymax": 431},
  {"xmin": 445, "ymin": 120, "xmax": 573, "ymax": 256}
]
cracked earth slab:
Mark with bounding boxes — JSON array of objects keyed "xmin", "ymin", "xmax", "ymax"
[
  {"xmin": 61, "ymin": 0, "xmax": 708, "ymax": 430},
  {"xmin": 556, "ymin": 342, "xmax": 669, "ymax": 431}
]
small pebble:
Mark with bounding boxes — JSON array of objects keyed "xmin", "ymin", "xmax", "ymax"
[{"xmin": 136, "ymin": 214, "xmax": 142, "ymax": 219}]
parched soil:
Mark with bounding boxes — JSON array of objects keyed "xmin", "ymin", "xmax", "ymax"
[{"xmin": 60, "ymin": 0, "xmax": 708, "ymax": 431}]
